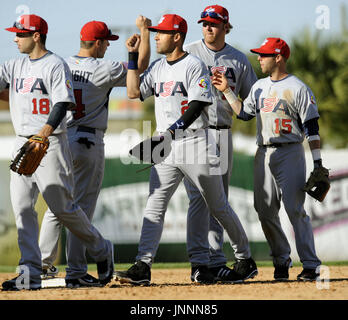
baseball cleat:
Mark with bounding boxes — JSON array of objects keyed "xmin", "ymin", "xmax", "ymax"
[
  {"xmin": 232, "ymin": 257, "xmax": 258, "ymax": 281},
  {"xmin": 2, "ymin": 276, "xmax": 41, "ymax": 291},
  {"xmin": 114, "ymin": 261, "xmax": 151, "ymax": 286},
  {"xmin": 209, "ymin": 265, "xmax": 243, "ymax": 283},
  {"xmin": 41, "ymin": 265, "xmax": 59, "ymax": 279},
  {"xmin": 297, "ymin": 268, "xmax": 320, "ymax": 281},
  {"xmin": 65, "ymin": 273, "xmax": 103, "ymax": 288},
  {"xmin": 96, "ymin": 240, "xmax": 114, "ymax": 285},
  {"xmin": 191, "ymin": 265, "xmax": 217, "ymax": 284},
  {"xmin": 274, "ymin": 258, "xmax": 292, "ymax": 281}
]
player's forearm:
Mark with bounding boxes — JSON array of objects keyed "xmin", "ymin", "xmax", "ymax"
[
  {"xmin": 304, "ymin": 117, "xmax": 322, "ymax": 168},
  {"xmin": 222, "ymin": 87, "xmax": 242, "ymax": 115},
  {"xmin": 167, "ymin": 100, "xmax": 207, "ymax": 136},
  {"xmin": 127, "ymin": 69, "xmax": 141, "ymax": 99},
  {"xmin": 37, "ymin": 124, "xmax": 54, "ymax": 138},
  {"xmin": 127, "ymin": 52, "xmax": 141, "ymax": 98},
  {"xmin": 45, "ymin": 101, "xmax": 68, "ymax": 130},
  {"xmin": 138, "ymin": 28, "xmax": 150, "ymax": 74}
]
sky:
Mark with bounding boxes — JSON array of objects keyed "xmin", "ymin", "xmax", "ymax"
[{"xmin": 0, "ymin": 0, "xmax": 346, "ymax": 98}]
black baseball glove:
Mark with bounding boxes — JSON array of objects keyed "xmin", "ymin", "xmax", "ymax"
[
  {"xmin": 129, "ymin": 131, "xmax": 172, "ymax": 164},
  {"xmin": 303, "ymin": 165, "xmax": 330, "ymax": 202}
]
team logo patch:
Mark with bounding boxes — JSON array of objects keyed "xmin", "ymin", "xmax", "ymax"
[
  {"xmin": 211, "ymin": 66, "xmax": 227, "ymax": 75},
  {"xmin": 198, "ymin": 76, "xmax": 210, "ymax": 92},
  {"xmin": 66, "ymin": 79, "xmax": 72, "ymax": 90}
]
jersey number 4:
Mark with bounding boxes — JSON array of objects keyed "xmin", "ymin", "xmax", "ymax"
[{"xmin": 71, "ymin": 89, "xmax": 86, "ymax": 120}]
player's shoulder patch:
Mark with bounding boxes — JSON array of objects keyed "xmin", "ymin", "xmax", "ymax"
[
  {"xmin": 66, "ymin": 79, "xmax": 72, "ymax": 90},
  {"xmin": 198, "ymin": 75, "xmax": 210, "ymax": 92}
]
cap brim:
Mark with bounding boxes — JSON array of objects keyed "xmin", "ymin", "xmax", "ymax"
[
  {"xmin": 198, "ymin": 17, "xmax": 223, "ymax": 25},
  {"xmin": 148, "ymin": 26, "xmax": 175, "ymax": 32},
  {"xmin": 250, "ymin": 48, "xmax": 271, "ymax": 55},
  {"xmin": 5, "ymin": 27, "xmax": 32, "ymax": 33},
  {"xmin": 106, "ymin": 34, "xmax": 119, "ymax": 41}
]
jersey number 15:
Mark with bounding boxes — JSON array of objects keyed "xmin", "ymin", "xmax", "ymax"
[{"xmin": 274, "ymin": 118, "xmax": 292, "ymax": 134}]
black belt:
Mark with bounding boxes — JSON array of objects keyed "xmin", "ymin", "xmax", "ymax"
[
  {"xmin": 76, "ymin": 125, "xmax": 96, "ymax": 134},
  {"xmin": 209, "ymin": 125, "xmax": 231, "ymax": 130},
  {"xmin": 262, "ymin": 142, "xmax": 297, "ymax": 148}
]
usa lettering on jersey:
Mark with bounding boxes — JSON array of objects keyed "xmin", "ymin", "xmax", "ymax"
[
  {"xmin": 260, "ymin": 97, "xmax": 291, "ymax": 116},
  {"xmin": 154, "ymin": 81, "xmax": 188, "ymax": 97},
  {"xmin": 13, "ymin": 77, "xmax": 48, "ymax": 94}
]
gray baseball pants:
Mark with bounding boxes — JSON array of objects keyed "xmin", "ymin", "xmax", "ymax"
[
  {"xmin": 254, "ymin": 143, "xmax": 321, "ymax": 269},
  {"xmin": 11, "ymin": 134, "xmax": 109, "ymax": 281}
]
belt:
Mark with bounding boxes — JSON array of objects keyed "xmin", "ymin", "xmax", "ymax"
[
  {"xmin": 76, "ymin": 125, "xmax": 96, "ymax": 134},
  {"xmin": 262, "ymin": 142, "xmax": 297, "ymax": 148},
  {"xmin": 209, "ymin": 125, "xmax": 231, "ymax": 130}
]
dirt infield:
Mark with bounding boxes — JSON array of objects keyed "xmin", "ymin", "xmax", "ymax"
[{"xmin": 1, "ymin": 266, "xmax": 348, "ymax": 300}]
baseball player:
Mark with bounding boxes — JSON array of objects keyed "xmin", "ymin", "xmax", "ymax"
[
  {"xmin": 183, "ymin": 4, "xmax": 258, "ymax": 282},
  {"xmin": 115, "ymin": 14, "xmax": 254, "ymax": 285},
  {"xmin": 212, "ymin": 37, "xmax": 323, "ymax": 281},
  {"xmin": 0, "ymin": 14, "xmax": 114, "ymax": 290},
  {"xmin": 38, "ymin": 18, "xmax": 151, "ymax": 287}
]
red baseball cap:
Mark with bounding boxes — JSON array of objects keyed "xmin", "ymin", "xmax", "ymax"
[
  {"xmin": 148, "ymin": 14, "xmax": 187, "ymax": 34},
  {"xmin": 6, "ymin": 14, "xmax": 48, "ymax": 34},
  {"xmin": 80, "ymin": 21, "xmax": 119, "ymax": 41},
  {"xmin": 250, "ymin": 38, "xmax": 290, "ymax": 59},
  {"xmin": 198, "ymin": 4, "xmax": 232, "ymax": 28}
]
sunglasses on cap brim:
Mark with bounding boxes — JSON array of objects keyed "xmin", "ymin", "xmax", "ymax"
[{"xmin": 200, "ymin": 11, "xmax": 228, "ymax": 23}]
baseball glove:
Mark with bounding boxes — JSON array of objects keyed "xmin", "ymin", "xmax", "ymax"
[
  {"xmin": 129, "ymin": 131, "xmax": 172, "ymax": 164},
  {"xmin": 303, "ymin": 166, "xmax": 330, "ymax": 202},
  {"xmin": 10, "ymin": 135, "xmax": 50, "ymax": 176}
]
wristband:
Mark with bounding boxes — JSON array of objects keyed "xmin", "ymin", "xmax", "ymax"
[
  {"xmin": 128, "ymin": 52, "xmax": 139, "ymax": 70},
  {"xmin": 311, "ymin": 148, "xmax": 321, "ymax": 161},
  {"xmin": 223, "ymin": 87, "xmax": 238, "ymax": 105}
]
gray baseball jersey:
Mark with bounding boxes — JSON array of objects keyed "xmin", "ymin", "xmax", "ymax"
[
  {"xmin": 66, "ymin": 56, "xmax": 127, "ymax": 130},
  {"xmin": 184, "ymin": 39, "xmax": 257, "ymax": 127},
  {"xmin": 39, "ymin": 56, "xmax": 127, "ymax": 279},
  {"xmin": 0, "ymin": 51, "xmax": 75, "ymax": 135},
  {"xmin": 243, "ymin": 74, "xmax": 320, "ymax": 146},
  {"xmin": 140, "ymin": 53, "xmax": 211, "ymax": 132}
]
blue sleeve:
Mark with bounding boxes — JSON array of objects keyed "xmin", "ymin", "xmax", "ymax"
[
  {"xmin": 303, "ymin": 117, "xmax": 319, "ymax": 137},
  {"xmin": 237, "ymin": 104, "xmax": 255, "ymax": 121}
]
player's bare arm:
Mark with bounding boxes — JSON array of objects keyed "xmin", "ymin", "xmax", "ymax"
[
  {"xmin": 212, "ymin": 71, "xmax": 242, "ymax": 115},
  {"xmin": 136, "ymin": 15, "xmax": 151, "ymax": 73},
  {"xmin": 126, "ymin": 34, "xmax": 141, "ymax": 99}
]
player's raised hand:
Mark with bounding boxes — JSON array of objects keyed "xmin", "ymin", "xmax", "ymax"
[
  {"xmin": 126, "ymin": 34, "xmax": 141, "ymax": 52},
  {"xmin": 136, "ymin": 15, "xmax": 152, "ymax": 30},
  {"xmin": 212, "ymin": 71, "xmax": 229, "ymax": 92}
]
